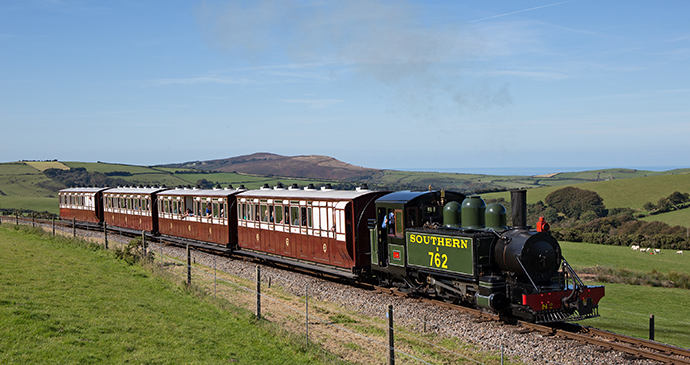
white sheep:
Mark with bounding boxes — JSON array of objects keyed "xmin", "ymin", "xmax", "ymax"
[
  {"xmin": 654, "ymin": 249, "xmax": 661, "ymax": 254},
  {"xmin": 631, "ymin": 245, "xmax": 640, "ymax": 251},
  {"xmin": 677, "ymin": 250, "xmax": 683, "ymax": 255}
]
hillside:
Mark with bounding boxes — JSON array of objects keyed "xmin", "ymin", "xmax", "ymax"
[
  {"xmin": 159, "ymin": 152, "xmax": 382, "ymax": 181},
  {"xmin": 161, "ymin": 153, "xmax": 690, "ymax": 193},
  {"xmin": 482, "ymin": 172, "xmax": 690, "ymax": 227},
  {"xmin": 0, "ymin": 161, "xmax": 338, "ymax": 214},
  {"xmin": 2, "ymin": 155, "xmax": 690, "ymax": 222}
]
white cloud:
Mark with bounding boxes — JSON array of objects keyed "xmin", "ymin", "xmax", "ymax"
[{"xmin": 194, "ymin": 0, "xmax": 514, "ymax": 114}]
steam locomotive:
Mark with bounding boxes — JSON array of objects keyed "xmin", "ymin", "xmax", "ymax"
[{"xmin": 59, "ymin": 184, "xmax": 604, "ymax": 323}]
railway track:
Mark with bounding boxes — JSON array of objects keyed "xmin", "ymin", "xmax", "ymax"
[
  {"xmin": 9, "ymin": 216, "xmax": 690, "ymax": 364},
  {"xmin": 370, "ymin": 284, "xmax": 690, "ymax": 365}
]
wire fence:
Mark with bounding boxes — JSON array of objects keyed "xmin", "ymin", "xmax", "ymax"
[{"xmin": 1, "ymin": 214, "xmax": 582, "ymax": 365}]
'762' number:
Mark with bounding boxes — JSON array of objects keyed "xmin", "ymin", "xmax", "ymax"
[{"xmin": 428, "ymin": 252, "xmax": 448, "ymax": 269}]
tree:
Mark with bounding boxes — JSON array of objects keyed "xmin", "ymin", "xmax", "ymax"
[
  {"xmin": 542, "ymin": 207, "xmax": 558, "ymax": 222},
  {"xmin": 580, "ymin": 210, "xmax": 598, "ymax": 223},
  {"xmin": 196, "ymin": 179, "xmax": 215, "ymax": 189},
  {"xmin": 656, "ymin": 197, "xmax": 672, "ymax": 212},
  {"xmin": 643, "ymin": 202, "xmax": 655, "ymax": 211},
  {"xmin": 668, "ymin": 191, "xmax": 690, "ymax": 205},
  {"xmin": 544, "ymin": 186, "xmax": 607, "ymax": 219}
]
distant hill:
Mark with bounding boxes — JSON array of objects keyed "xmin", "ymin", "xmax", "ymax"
[{"xmin": 158, "ymin": 153, "xmax": 382, "ymax": 181}]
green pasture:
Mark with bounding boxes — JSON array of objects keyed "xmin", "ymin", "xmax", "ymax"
[
  {"xmin": 584, "ymin": 283, "xmax": 690, "ymax": 348},
  {"xmin": 0, "ymin": 196, "xmax": 57, "ymax": 214},
  {"xmin": 0, "ymin": 163, "xmax": 58, "ymax": 213},
  {"xmin": 640, "ymin": 208, "xmax": 690, "ymax": 228},
  {"xmin": 482, "ymin": 171, "xmax": 690, "ymax": 210},
  {"xmin": 560, "ymin": 241, "xmax": 689, "ymax": 274},
  {"xmin": 63, "ymin": 161, "xmax": 160, "ymax": 174},
  {"xmin": 0, "ymin": 226, "xmax": 326, "ymax": 364},
  {"xmin": 562, "ymin": 240, "xmax": 690, "ymax": 348},
  {"xmin": 0, "ymin": 162, "xmax": 42, "ymax": 175}
]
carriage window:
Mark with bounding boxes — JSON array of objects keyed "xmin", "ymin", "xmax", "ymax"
[
  {"xmin": 301, "ymin": 207, "xmax": 307, "ymax": 226},
  {"xmin": 290, "ymin": 206, "xmax": 300, "ymax": 226},
  {"xmin": 213, "ymin": 201, "xmax": 220, "ymax": 218},
  {"xmin": 260, "ymin": 204, "xmax": 268, "ymax": 222},
  {"xmin": 164, "ymin": 200, "xmax": 170, "ymax": 213},
  {"xmin": 275, "ymin": 205, "xmax": 284, "ymax": 224},
  {"xmin": 307, "ymin": 207, "xmax": 313, "ymax": 228}
]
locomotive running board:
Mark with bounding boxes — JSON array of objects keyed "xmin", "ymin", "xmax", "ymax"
[{"xmin": 236, "ymin": 249, "xmax": 360, "ymax": 279}]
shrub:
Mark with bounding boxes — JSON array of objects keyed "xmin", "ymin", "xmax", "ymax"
[{"xmin": 115, "ymin": 238, "xmax": 154, "ymax": 265}]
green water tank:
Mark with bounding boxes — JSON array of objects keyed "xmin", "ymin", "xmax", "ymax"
[
  {"xmin": 461, "ymin": 196, "xmax": 486, "ymax": 229},
  {"xmin": 485, "ymin": 203, "xmax": 507, "ymax": 230},
  {"xmin": 443, "ymin": 201, "xmax": 462, "ymax": 227}
]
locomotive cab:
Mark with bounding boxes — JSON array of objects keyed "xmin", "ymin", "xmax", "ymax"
[{"xmin": 369, "ymin": 190, "xmax": 465, "ymax": 287}]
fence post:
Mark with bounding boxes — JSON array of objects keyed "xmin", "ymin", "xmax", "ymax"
[
  {"xmin": 16, "ymin": 211, "xmax": 18, "ymax": 225},
  {"xmin": 52, "ymin": 216, "xmax": 55, "ymax": 236},
  {"xmin": 306, "ymin": 284, "xmax": 309, "ymax": 346},
  {"xmin": 501, "ymin": 345, "xmax": 504, "ymax": 365},
  {"xmin": 72, "ymin": 218, "xmax": 76, "ymax": 237},
  {"xmin": 213, "ymin": 254, "xmax": 217, "ymax": 298},
  {"xmin": 650, "ymin": 314, "xmax": 655, "ymax": 341},
  {"xmin": 159, "ymin": 238, "xmax": 163, "ymax": 270},
  {"xmin": 387, "ymin": 304, "xmax": 395, "ymax": 365},
  {"xmin": 256, "ymin": 265, "xmax": 261, "ymax": 320},
  {"xmin": 186, "ymin": 244, "xmax": 191, "ymax": 286},
  {"xmin": 104, "ymin": 222, "xmax": 108, "ymax": 249},
  {"xmin": 142, "ymin": 231, "xmax": 146, "ymax": 256},
  {"xmin": 32, "ymin": 213, "xmax": 35, "ymax": 228},
  {"xmin": 423, "ymin": 315, "xmax": 426, "ymax": 333}
]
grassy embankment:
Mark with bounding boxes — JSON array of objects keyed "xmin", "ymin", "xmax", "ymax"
[
  {"xmin": 561, "ymin": 241, "xmax": 690, "ymax": 348},
  {"xmin": 0, "ymin": 224, "xmax": 328, "ymax": 364}
]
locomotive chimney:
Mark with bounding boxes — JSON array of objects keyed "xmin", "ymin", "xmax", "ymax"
[{"xmin": 510, "ymin": 189, "xmax": 528, "ymax": 229}]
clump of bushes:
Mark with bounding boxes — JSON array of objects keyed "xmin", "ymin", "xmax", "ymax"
[
  {"xmin": 115, "ymin": 237, "xmax": 154, "ymax": 265},
  {"xmin": 579, "ymin": 265, "xmax": 690, "ymax": 290}
]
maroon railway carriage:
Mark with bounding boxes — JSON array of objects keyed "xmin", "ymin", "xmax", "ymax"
[
  {"xmin": 103, "ymin": 186, "xmax": 170, "ymax": 234},
  {"xmin": 157, "ymin": 186, "xmax": 245, "ymax": 247},
  {"xmin": 58, "ymin": 187, "xmax": 110, "ymax": 224},
  {"xmin": 236, "ymin": 184, "xmax": 388, "ymax": 277}
]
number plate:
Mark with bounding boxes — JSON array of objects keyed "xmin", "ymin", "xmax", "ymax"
[{"xmin": 406, "ymin": 231, "xmax": 474, "ymax": 275}]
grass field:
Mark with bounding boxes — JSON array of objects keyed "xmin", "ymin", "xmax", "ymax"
[
  {"xmin": 24, "ymin": 161, "xmax": 70, "ymax": 171},
  {"xmin": 0, "ymin": 225, "xmax": 327, "ymax": 364},
  {"xmin": 0, "ymin": 162, "xmax": 58, "ymax": 213},
  {"xmin": 640, "ymin": 208, "xmax": 690, "ymax": 228},
  {"xmin": 584, "ymin": 283, "xmax": 690, "ymax": 348},
  {"xmin": 482, "ymin": 171, "xmax": 690, "ymax": 210},
  {"xmin": 561, "ymin": 241, "xmax": 690, "ymax": 348},
  {"xmin": 561, "ymin": 241, "xmax": 689, "ymax": 274}
]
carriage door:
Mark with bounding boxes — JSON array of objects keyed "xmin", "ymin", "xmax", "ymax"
[{"xmin": 377, "ymin": 207, "xmax": 388, "ymax": 267}]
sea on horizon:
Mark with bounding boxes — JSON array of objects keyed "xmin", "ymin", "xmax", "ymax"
[{"xmin": 393, "ymin": 166, "xmax": 688, "ymax": 177}]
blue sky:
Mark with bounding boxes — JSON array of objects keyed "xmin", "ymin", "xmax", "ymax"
[{"xmin": 2, "ymin": 0, "xmax": 689, "ymax": 173}]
